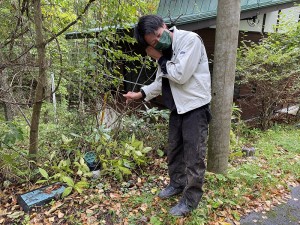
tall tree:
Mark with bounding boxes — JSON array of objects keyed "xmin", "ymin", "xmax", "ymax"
[
  {"xmin": 207, "ymin": 0, "xmax": 241, "ymax": 173},
  {"xmin": 29, "ymin": 0, "xmax": 47, "ymax": 156},
  {"xmin": 29, "ymin": 0, "xmax": 96, "ymax": 157}
]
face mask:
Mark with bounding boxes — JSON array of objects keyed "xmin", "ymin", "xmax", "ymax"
[{"xmin": 154, "ymin": 30, "xmax": 172, "ymax": 51}]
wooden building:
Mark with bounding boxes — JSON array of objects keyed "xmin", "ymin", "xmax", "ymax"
[{"xmin": 65, "ymin": 0, "xmax": 300, "ymax": 119}]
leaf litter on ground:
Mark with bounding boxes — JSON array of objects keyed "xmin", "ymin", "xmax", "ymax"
[{"xmin": 1, "ymin": 134, "xmax": 299, "ymax": 225}]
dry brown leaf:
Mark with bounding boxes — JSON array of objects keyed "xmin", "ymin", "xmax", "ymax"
[
  {"xmin": 176, "ymin": 218, "xmax": 186, "ymax": 225},
  {"xmin": 123, "ymin": 218, "xmax": 128, "ymax": 225},
  {"xmin": 87, "ymin": 215, "xmax": 97, "ymax": 223},
  {"xmin": 140, "ymin": 203, "xmax": 148, "ymax": 212},
  {"xmin": 80, "ymin": 213, "xmax": 87, "ymax": 222},
  {"xmin": 0, "ymin": 209, "xmax": 7, "ymax": 216},
  {"xmin": 45, "ymin": 201, "xmax": 63, "ymax": 215},
  {"xmin": 90, "ymin": 205, "xmax": 99, "ymax": 210},
  {"xmin": 48, "ymin": 217, "xmax": 55, "ymax": 222},
  {"xmin": 216, "ymin": 210, "xmax": 227, "ymax": 217},
  {"xmin": 161, "ymin": 207, "xmax": 167, "ymax": 213},
  {"xmin": 137, "ymin": 177, "xmax": 142, "ymax": 183},
  {"xmin": 109, "ymin": 193, "xmax": 121, "ymax": 199},
  {"xmin": 86, "ymin": 209, "xmax": 93, "ymax": 214},
  {"xmin": 57, "ymin": 210, "xmax": 64, "ymax": 219}
]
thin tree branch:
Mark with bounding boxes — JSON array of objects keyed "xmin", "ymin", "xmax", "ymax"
[
  {"xmin": 7, "ymin": 0, "xmax": 96, "ymax": 66},
  {"xmin": 9, "ymin": 92, "xmax": 31, "ymax": 126},
  {"xmin": 44, "ymin": 0, "xmax": 96, "ymax": 45},
  {"xmin": 1, "ymin": 28, "xmax": 30, "ymax": 48}
]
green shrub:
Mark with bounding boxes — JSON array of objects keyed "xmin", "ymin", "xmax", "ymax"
[{"xmin": 236, "ymin": 19, "xmax": 300, "ymax": 129}]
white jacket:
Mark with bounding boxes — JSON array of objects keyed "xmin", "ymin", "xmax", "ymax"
[{"xmin": 141, "ymin": 26, "xmax": 211, "ymax": 114}]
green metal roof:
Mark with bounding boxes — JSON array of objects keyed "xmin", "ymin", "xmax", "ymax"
[
  {"xmin": 158, "ymin": 0, "xmax": 300, "ymax": 27},
  {"xmin": 66, "ymin": 0, "xmax": 299, "ymax": 39}
]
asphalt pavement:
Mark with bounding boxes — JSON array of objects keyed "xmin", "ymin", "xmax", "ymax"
[{"xmin": 240, "ymin": 186, "xmax": 300, "ymax": 225}]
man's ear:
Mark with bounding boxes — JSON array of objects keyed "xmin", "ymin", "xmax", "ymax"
[{"xmin": 163, "ymin": 23, "xmax": 167, "ymax": 29}]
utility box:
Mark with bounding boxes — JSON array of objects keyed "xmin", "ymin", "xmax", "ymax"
[{"xmin": 84, "ymin": 151, "xmax": 101, "ymax": 171}]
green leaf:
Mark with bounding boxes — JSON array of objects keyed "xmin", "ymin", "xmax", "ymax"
[
  {"xmin": 50, "ymin": 151, "xmax": 56, "ymax": 161},
  {"xmin": 36, "ymin": 179, "xmax": 48, "ymax": 184},
  {"xmin": 74, "ymin": 186, "xmax": 83, "ymax": 194},
  {"xmin": 80, "ymin": 157, "xmax": 85, "ymax": 165},
  {"xmin": 143, "ymin": 147, "xmax": 152, "ymax": 153},
  {"xmin": 38, "ymin": 168, "xmax": 49, "ymax": 180},
  {"xmin": 62, "ymin": 187, "xmax": 72, "ymax": 198},
  {"xmin": 95, "ymin": 133, "xmax": 100, "ymax": 142},
  {"xmin": 75, "ymin": 180, "xmax": 89, "ymax": 189},
  {"xmin": 70, "ymin": 133, "xmax": 81, "ymax": 138},
  {"xmin": 135, "ymin": 151, "xmax": 143, "ymax": 157},
  {"xmin": 82, "ymin": 164, "xmax": 90, "ymax": 173},
  {"xmin": 212, "ymin": 199, "xmax": 223, "ymax": 209},
  {"xmin": 119, "ymin": 166, "xmax": 132, "ymax": 175},
  {"xmin": 150, "ymin": 216, "xmax": 162, "ymax": 225},
  {"xmin": 106, "ymin": 149, "xmax": 111, "ymax": 157},
  {"xmin": 157, "ymin": 149, "xmax": 164, "ymax": 157},
  {"xmin": 77, "ymin": 169, "xmax": 83, "ymax": 176},
  {"xmin": 63, "ymin": 176, "xmax": 75, "ymax": 187},
  {"xmin": 62, "ymin": 134, "xmax": 72, "ymax": 144}
]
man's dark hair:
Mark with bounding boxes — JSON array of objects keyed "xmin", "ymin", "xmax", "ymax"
[{"xmin": 134, "ymin": 15, "xmax": 164, "ymax": 47}]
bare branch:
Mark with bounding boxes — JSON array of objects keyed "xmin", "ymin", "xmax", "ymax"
[
  {"xmin": 44, "ymin": 0, "xmax": 96, "ymax": 45},
  {"xmin": 7, "ymin": 0, "xmax": 96, "ymax": 66}
]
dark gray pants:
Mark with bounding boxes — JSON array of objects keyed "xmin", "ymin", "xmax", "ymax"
[{"xmin": 167, "ymin": 104, "xmax": 211, "ymax": 209}]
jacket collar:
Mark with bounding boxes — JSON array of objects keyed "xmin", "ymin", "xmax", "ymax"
[{"xmin": 169, "ymin": 26, "xmax": 179, "ymax": 52}]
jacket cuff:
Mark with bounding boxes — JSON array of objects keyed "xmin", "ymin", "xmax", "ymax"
[
  {"xmin": 140, "ymin": 89, "xmax": 146, "ymax": 99},
  {"xmin": 158, "ymin": 56, "xmax": 168, "ymax": 74}
]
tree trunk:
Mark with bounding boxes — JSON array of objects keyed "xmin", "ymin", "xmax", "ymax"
[
  {"xmin": 0, "ymin": 69, "xmax": 16, "ymax": 121},
  {"xmin": 207, "ymin": 0, "xmax": 241, "ymax": 174},
  {"xmin": 29, "ymin": 0, "xmax": 47, "ymax": 157}
]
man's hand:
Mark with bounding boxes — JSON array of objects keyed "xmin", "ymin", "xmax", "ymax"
[
  {"xmin": 146, "ymin": 46, "xmax": 162, "ymax": 60},
  {"xmin": 123, "ymin": 91, "xmax": 143, "ymax": 104}
]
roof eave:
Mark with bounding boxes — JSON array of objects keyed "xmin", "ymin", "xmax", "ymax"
[{"xmin": 172, "ymin": 1, "xmax": 300, "ymax": 30}]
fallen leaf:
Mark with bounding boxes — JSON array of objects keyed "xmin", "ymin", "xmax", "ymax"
[
  {"xmin": 151, "ymin": 188, "xmax": 158, "ymax": 194},
  {"xmin": 57, "ymin": 211, "xmax": 64, "ymax": 219},
  {"xmin": 161, "ymin": 207, "xmax": 167, "ymax": 213},
  {"xmin": 176, "ymin": 217, "xmax": 186, "ymax": 225},
  {"xmin": 86, "ymin": 209, "xmax": 93, "ymax": 214},
  {"xmin": 87, "ymin": 215, "xmax": 97, "ymax": 223},
  {"xmin": 219, "ymin": 222, "xmax": 232, "ymax": 225},
  {"xmin": 0, "ymin": 209, "xmax": 7, "ymax": 216},
  {"xmin": 140, "ymin": 203, "xmax": 148, "ymax": 212},
  {"xmin": 45, "ymin": 201, "xmax": 63, "ymax": 215},
  {"xmin": 89, "ymin": 204, "xmax": 98, "ymax": 210},
  {"xmin": 123, "ymin": 218, "xmax": 128, "ymax": 225},
  {"xmin": 109, "ymin": 193, "xmax": 120, "ymax": 199},
  {"xmin": 7, "ymin": 211, "xmax": 24, "ymax": 219}
]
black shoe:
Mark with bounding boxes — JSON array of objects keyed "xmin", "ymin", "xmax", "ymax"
[
  {"xmin": 158, "ymin": 185, "xmax": 184, "ymax": 199},
  {"xmin": 169, "ymin": 200, "xmax": 192, "ymax": 217}
]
